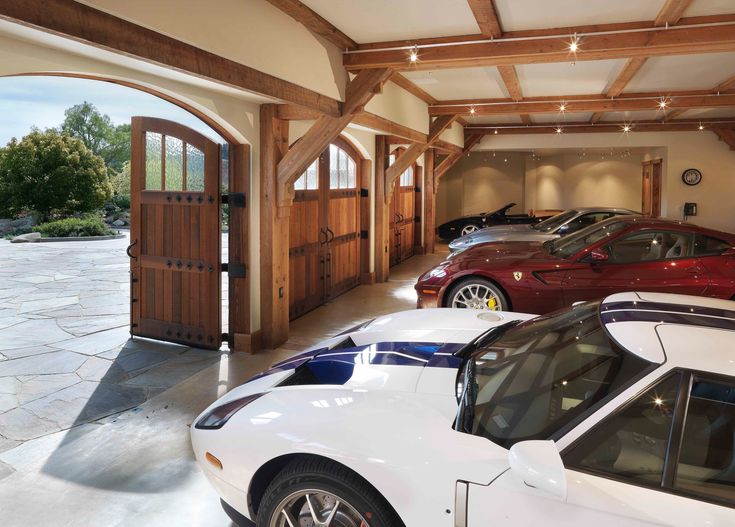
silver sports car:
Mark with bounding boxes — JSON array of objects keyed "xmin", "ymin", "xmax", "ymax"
[{"xmin": 447, "ymin": 207, "xmax": 638, "ymax": 252}]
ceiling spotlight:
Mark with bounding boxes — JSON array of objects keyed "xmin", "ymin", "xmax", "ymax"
[
  {"xmin": 658, "ymin": 98, "xmax": 669, "ymax": 109},
  {"xmin": 559, "ymin": 103, "xmax": 567, "ymax": 112},
  {"xmin": 698, "ymin": 122, "xmax": 704, "ymax": 131},
  {"xmin": 622, "ymin": 124, "xmax": 631, "ymax": 133},
  {"xmin": 469, "ymin": 106, "xmax": 476, "ymax": 115},
  {"xmin": 409, "ymin": 46, "xmax": 419, "ymax": 63},
  {"xmin": 494, "ymin": 129, "xmax": 498, "ymax": 134},
  {"xmin": 555, "ymin": 127, "xmax": 563, "ymax": 134},
  {"xmin": 569, "ymin": 33, "xmax": 580, "ymax": 53}
]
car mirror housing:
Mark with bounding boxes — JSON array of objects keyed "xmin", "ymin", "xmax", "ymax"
[
  {"xmin": 508, "ymin": 440, "xmax": 567, "ymax": 500},
  {"xmin": 581, "ymin": 248, "xmax": 609, "ymax": 263}
]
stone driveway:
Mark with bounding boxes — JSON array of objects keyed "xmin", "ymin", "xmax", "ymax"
[{"xmin": 0, "ymin": 234, "xmax": 224, "ymax": 453}]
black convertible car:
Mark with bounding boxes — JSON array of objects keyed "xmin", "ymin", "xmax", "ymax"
[{"xmin": 436, "ymin": 203, "xmax": 558, "ymax": 240}]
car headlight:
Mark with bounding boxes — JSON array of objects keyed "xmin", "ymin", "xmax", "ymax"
[
  {"xmin": 194, "ymin": 393, "xmax": 264, "ymax": 430},
  {"xmin": 426, "ymin": 264, "xmax": 449, "ymax": 278}
]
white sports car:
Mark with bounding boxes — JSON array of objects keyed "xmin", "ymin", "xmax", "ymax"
[{"xmin": 192, "ymin": 292, "xmax": 735, "ymax": 527}]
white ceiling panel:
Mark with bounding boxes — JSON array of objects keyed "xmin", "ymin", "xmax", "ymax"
[
  {"xmin": 465, "ymin": 114, "xmax": 523, "ymax": 125},
  {"xmin": 301, "ymin": 0, "xmax": 479, "ymax": 43},
  {"xmin": 517, "ymin": 59, "xmax": 626, "ymax": 97},
  {"xmin": 685, "ymin": 0, "xmax": 735, "ymax": 17},
  {"xmin": 678, "ymin": 108, "xmax": 735, "ymax": 119},
  {"xmin": 600, "ymin": 110, "xmax": 663, "ymax": 122},
  {"xmin": 531, "ymin": 112, "xmax": 593, "ymax": 123},
  {"xmin": 493, "ymin": 0, "xmax": 664, "ymax": 31},
  {"xmin": 625, "ymin": 53, "xmax": 735, "ymax": 93},
  {"xmin": 403, "ymin": 67, "xmax": 506, "ymax": 100}
]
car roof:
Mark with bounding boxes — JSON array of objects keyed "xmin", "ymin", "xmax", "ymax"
[
  {"xmin": 601, "ymin": 292, "xmax": 735, "ymax": 376},
  {"xmin": 601, "ymin": 215, "xmax": 735, "ymax": 242},
  {"xmin": 572, "ymin": 207, "xmax": 638, "ymax": 214}
]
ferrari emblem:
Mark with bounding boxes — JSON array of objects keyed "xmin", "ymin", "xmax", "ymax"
[{"xmin": 513, "ymin": 271, "xmax": 523, "ymax": 281}]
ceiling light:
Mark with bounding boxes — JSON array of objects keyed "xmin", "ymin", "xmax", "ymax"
[
  {"xmin": 559, "ymin": 103, "xmax": 567, "ymax": 112},
  {"xmin": 569, "ymin": 34, "xmax": 580, "ymax": 53},
  {"xmin": 698, "ymin": 122, "xmax": 704, "ymax": 130},
  {"xmin": 469, "ymin": 106, "xmax": 476, "ymax": 115},
  {"xmin": 622, "ymin": 124, "xmax": 631, "ymax": 133},
  {"xmin": 494, "ymin": 129, "xmax": 498, "ymax": 134},
  {"xmin": 555, "ymin": 127, "xmax": 563, "ymax": 134},
  {"xmin": 409, "ymin": 46, "xmax": 419, "ymax": 63},
  {"xmin": 658, "ymin": 98, "xmax": 669, "ymax": 109}
]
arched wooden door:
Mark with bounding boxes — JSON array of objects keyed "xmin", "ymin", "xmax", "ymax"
[
  {"xmin": 129, "ymin": 117, "xmax": 222, "ymax": 349},
  {"xmin": 389, "ymin": 148, "xmax": 418, "ymax": 267},
  {"xmin": 289, "ymin": 138, "xmax": 361, "ymax": 319}
]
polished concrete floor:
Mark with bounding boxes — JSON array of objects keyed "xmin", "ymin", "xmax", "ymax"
[{"xmin": 0, "ymin": 238, "xmax": 447, "ymax": 526}]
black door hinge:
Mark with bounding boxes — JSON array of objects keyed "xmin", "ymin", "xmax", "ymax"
[
  {"xmin": 222, "ymin": 262, "xmax": 247, "ymax": 278},
  {"xmin": 414, "ymin": 186, "xmax": 421, "ymax": 193},
  {"xmin": 360, "ymin": 188, "xmax": 369, "ymax": 197},
  {"xmin": 222, "ymin": 192, "xmax": 246, "ymax": 207},
  {"xmin": 414, "ymin": 215, "xmax": 421, "ymax": 223},
  {"xmin": 360, "ymin": 230, "xmax": 369, "ymax": 239}
]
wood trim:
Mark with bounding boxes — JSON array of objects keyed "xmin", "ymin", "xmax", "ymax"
[
  {"xmin": 467, "ymin": 0, "xmax": 502, "ymax": 38},
  {"xmin": 232, "ymin": 330, "xmax": 261, "ymax": 354},
  {"xmin": 228, "ymin": 143, "xmax": 251, "ymax": 350},
  {"xmin": 264, "ymin": 0, "xmax": 357, "ymax": 50},
  {"xmin": 430, "ymin": 93, "xmax": 735, "ymax": 116},
  {"xmin": 0, "ymin": 0, "xmax": 341, "ymax": 116},
  {"xmin": 655, "ymin": 0, "xmax": 693, "ymax": 27},
  {"xmin": 345, "ymin": 22, "xmax": 735, "ymax": 71},
  {"xmin": 390, "ymin": 72, "xmax": 438, "ymax": 105}
]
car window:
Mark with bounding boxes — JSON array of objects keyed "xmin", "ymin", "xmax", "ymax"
[
  {"xmin": 694, "ymin": 234, "xmax": 733, "ymax": 257},
  {"xmin": 674, "ymin": 377, "xmax": 735, "ymax": 506},
  {"xmin": 533, "ymin": 210, "xmax": 577, "ymax": 232},
  {"xmin": 564, "ymin": 372, "xmax": 681, "ymax": 488},
  {"xmin": 564, "ymin": 212, "xmax": 616, "ymax": 234},
  {"xmin": 606, "ymin": 230, "xmax": 694, "ymax": 263},
  {"xmin": 549, "ymin": 219, "xmax": 627, "ymax": 259}
]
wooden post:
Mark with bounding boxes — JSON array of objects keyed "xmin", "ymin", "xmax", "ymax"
[
  {"xmin": 228, "ymin": 143, "xmax": 257, "ymax": 352},
  {"xmin": 359, "ymin": 158, "xmax": 374, "ymax": 284},
  {"xmin": 413, "ymin": 165, "xmax": 424, "ymax": 255},
  {"xmin": 374, "ymin": 135, "xmax": 390, "ymax": 283},
  {"xmin": 260, "ymin": 104, "xmax": 291, "ymax": 349},
  {"xmin": 424, "ymin": 148, "xmax": 436, "ymax": 254}
]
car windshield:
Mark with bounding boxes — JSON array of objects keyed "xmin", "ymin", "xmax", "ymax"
[
  {"xmin": 485, "ymin": 203, "xmax": 514, "ymax": 216},
  {"xmin": 545, "ymin": 219, "xmax": 627, "ymax": 258},
  {"xmin": 532, "ymin": 210, "xmax": 577, "ymax": 232},
  {"xmin": 455, "ymin": 301, "xmax": 651, "ymax": 449}
]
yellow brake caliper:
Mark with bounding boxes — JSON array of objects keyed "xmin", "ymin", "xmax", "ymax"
[{"xmin": 487, "ymin": 297, "xmax": 498, "ymax": 310}]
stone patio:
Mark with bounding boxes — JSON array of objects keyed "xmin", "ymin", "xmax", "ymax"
[{"xmin": 0, "ymin": 234, "xmax": 224, "ymax": 452}]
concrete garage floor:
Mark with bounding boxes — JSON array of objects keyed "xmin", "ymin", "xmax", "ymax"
[{"xmin": 0, "ymin": 234, "xmax": 446, "ymax": 526}]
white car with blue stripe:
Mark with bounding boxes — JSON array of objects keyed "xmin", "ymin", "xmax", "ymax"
[{"xmin": 192, "ymin": 292, "xmax": 735, "ymax": 527}]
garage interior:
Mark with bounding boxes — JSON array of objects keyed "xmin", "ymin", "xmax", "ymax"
[{"xmin": 2, "ymin": 0, "xmax": 735, "ymax": 525}]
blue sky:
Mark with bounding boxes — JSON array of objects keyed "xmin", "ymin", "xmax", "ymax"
[{"xmin": 0, "ymin": 76, "xmax": 225, "ymax": 145}]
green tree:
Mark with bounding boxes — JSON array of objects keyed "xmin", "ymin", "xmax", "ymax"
[
  {"xmin": 0, "ymin": 129, "xmax": 111, "ymax": 220},
  {"xmin": 109, "ymin": 160, "xmax": 131, "ymax": 196},
  {"xmin": 60, "ymin": 101, "xmax": 130, "ymax": 172}
]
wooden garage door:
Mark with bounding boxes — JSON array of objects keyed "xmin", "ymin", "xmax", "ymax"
[
  {"xmin": 289, "ymin": 139, "xmax": 361, "ymax": 320},
  {"xmin": 129, "ymin": 117, "xmax": 222, "ymax": 349},
  {"xmin": 390, "ymin": 153, "xmax": 418, "ymax": 267}
]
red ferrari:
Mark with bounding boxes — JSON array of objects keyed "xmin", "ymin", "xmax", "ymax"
[{"xmin": 416, "ymin": 216, "xmax": 735, "ymax": 313}]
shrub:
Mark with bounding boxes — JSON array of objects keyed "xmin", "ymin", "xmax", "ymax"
[
  {"xmin": 33, "ymin": 215, "xmax": 114, "ymax": 238},
  {"xmin": 111, "ymin": 194, "xmax": 131, "ymax": 210},
  {"xmin": 0, "ymin": 129, "xmax": 111, "ymax": 221}
]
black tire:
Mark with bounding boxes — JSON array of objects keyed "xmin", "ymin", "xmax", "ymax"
[
  {"xmin": 446, "ymin": 277, "xmax": 508, "ymax": 311},
  {"xmin": 256, "ymin": 457, "xmax": 403, "ymax": 527},
  {"xmin": 221, "ymin": 499, "xmax": 256, "ymax": 527}
]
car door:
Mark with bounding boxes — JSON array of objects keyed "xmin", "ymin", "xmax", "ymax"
[
  {"xmin": 563, "ymin": 229, "xmax": 710, "ymax": 305},
  {"xmin": 467, "ymin": 371, "xmax": 735, "ymax": 526}
]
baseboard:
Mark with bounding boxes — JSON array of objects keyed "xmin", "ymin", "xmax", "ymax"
[
  {"xmin": 232, "ymin": 330, "xmax": 262, "ymax": 354},
  {"xmin": 413, "ymin": 245, "xmax": 426, "ymax": 255},
  {"xmin": 360, "ymin": 272, "xmax": 376, "ymax": 285}
]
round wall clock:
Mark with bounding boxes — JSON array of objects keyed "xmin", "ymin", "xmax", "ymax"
[{"xmin": 682, "ymin": 168, "xmax": 702, "ymax": 186}]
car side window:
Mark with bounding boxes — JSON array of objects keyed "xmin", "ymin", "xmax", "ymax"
[
  {"xmin": 674, "ymin": 376, "xmax": 735, "ymax": 506},
  {"xmin": 606, "ymin": 230, "xmax": 693, "ymax": 263},
  {"xmin": 564, "ymin": 213, "xmax": 615, "ymax": 234},
  {"xmin": 564, "ymin": 373, "xmax": 681, "ymax": 488},
  {"xmin": 693, "ymin": 234, "xmax": 732, "ymax": 257}
]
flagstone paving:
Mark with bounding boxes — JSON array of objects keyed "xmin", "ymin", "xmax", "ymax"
[{"xmin": 0, "ymin": 234, "xmax": 224, "ymax": 448}]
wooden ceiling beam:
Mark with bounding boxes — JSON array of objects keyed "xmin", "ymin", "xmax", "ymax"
[
  {"xmin": 606, "ymin": 57, "xmax": 649, "ymax": 98},
  {"xmin": 344, "ymin": 22, "xmax": 735, "ymax": 71},
  {"xmin": 713, "ymin": 127, "xmax": 735, "ymax": 150},
  {"xmin": 434, "ymin": 140, "xmax": 463, "ymax": 154},
  {"xmin": 276, "ymin": 68, "xmax": 392, "ymax": 204},
  {"xmin": 655, "ymin": 0, "xmax": 694, "ymax": 27},
  {"xmin": 384, "ymin": 115, "xmax": 457, "ymax": 193},
  {"xmin": 389, "ymin": 72, "xmax": 438, "ymax": 104},
  {"xmin": 264, "ymin": 0, "xmax": 357, "ymax": 50},
  {"xmin": 0, "ymin": 0, "xmax": 342, "ymax": 117},
  {"xmin": 713, "ymin": 73, "xmax": 735, "ymax": 93},
  {"xmin": 590, "ymin": 112, "xmax": 604, "ymax": 124},
  {"xmin": 467, "ymin": 0, "xmax": 502, "ymax": 38},
  {"xmin": 497, "ymin": 65, "xmax": 523, "ymax": 101},
  {"xmin": 430, "ymin": 93, "xmax": 735, "ymax": 116},
  {"xmin": 435, "ymin": 134, "xmax": 483, "ymax": 181},
  {"xmin": 464, "ymin": 118, "xmax": 734, "ymax": 135}
]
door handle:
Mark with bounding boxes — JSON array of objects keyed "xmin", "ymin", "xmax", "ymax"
[
  {"xmin": 685, "ymin": 266, "xmax": 703, "ymax": 275},
  {"xmin": 326, "ymin": 227, "xmax": 335, "ymax": 243},
  {"xmin": 126, "ymin": 239, "xmax": 138, "ymax": 261},
  {"xmin": 319, "ymin": 228, "xmax": 327, "ymax": 245}
]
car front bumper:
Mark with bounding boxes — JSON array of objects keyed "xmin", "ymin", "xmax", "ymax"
[{"xmin": 416, "ymin": 287, "xmax": 441, "ymax": 309}]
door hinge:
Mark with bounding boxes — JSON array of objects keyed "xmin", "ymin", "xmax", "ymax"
[
  {"xmin": 360, "ymin": 230, "xmax": 369, "ymax": 239},
  {"xmin": 222, "ymin": 192, "xmax": 246, "ymax": 208},
  {"xmin": 360, "ymin": 188, "xmax": 369, "ymax": 197},
  {"xmin": 414, "ymin": 215, "xmax": 421, "ymax": 222},
  {"xmin": 222, "ymin": 262, "xmax": 247, "ymax": 278},
  {"xmin": 414, "ymin": 186, "xmax": 421, "ymax": 193}
]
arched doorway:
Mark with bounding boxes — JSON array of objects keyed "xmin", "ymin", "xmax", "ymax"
[
  {"xmin": 389, "ymin": 147, "xmax": 421, "ymax": 266},
  {"xmin": 288, "ymin": 136, "xmax": 363, "ymax": 320}
]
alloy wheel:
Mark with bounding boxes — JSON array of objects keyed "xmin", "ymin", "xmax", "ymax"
[
  {"xmin": 460, "ymin": 224, "xmax": 479, "ymax": 236},
  {"xmin": 270, "ymin": 489, "xmax": 371, "ymax": 527},
  {"xmin": 451, "ymin": 283, "xmax": 502, "ymax": 310}
]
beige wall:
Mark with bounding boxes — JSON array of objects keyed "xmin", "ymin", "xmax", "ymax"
[
  {"xmin": 477, "ymin": 131, "xmax": 735, "ymax": 233},
  {"xmin": 436, "ymin": 152, "xmax": 527, "ymax": 225}
]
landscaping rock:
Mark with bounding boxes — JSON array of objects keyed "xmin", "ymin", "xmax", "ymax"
[
  {"xmin": 112, "ymin": 219, "xmax": 126, "ymax": 227},
  {"xmin": 10, "ymin": 232, "xmax": 41, "ymax": 243},
  {"xmin": 0, "ymin": 216, "xmax": 36, "ymax": 236}
]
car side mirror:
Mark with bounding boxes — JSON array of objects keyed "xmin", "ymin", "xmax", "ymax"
[
  {"xmin": 556, "ymin": 224, "xmax": 569, "ymax": 235},
  {"xmin": 508, "ymin": 440, "xmax": 567, "ymax": 500},
  {"xmin": 724, "ymin": 247, "xmax": 735, "ymax": 257},
  {"xmin": 581, "ymin": 248, "xmax": 608, "ymax": 263}
]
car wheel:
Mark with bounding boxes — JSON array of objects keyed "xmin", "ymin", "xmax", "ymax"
[
  {"xmin": 221, "ymin": 499, "xmax": 255, "ymax": 527},
  {"xmin": 257, "ymin": 457, "xmax": 403, "ymax": 527},
  {"xmin": 447, "ymin": 278, "xmax": 507, "ymax": 311},
  {"xmin": 460, "ymin": 223, "xmax": 481, "ymax": 236}
]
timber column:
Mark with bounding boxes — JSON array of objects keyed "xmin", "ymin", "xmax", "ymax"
[
  {"xmin": 374, "ymin": 135, "xmax": 391, "ymax": 283},
  {"xmin": 423, "ymin": 148, "xmax": 436, "ymax": 254}
]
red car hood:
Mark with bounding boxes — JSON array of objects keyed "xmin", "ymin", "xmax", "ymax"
[{"xmin": 454, "ymin": 240, "xmax": 564, "ymax": 267}]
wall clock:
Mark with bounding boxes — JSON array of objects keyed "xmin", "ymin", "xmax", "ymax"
[{"xmin": 682, "ymin": 168, "xmax": 702, "ymax": 186}]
